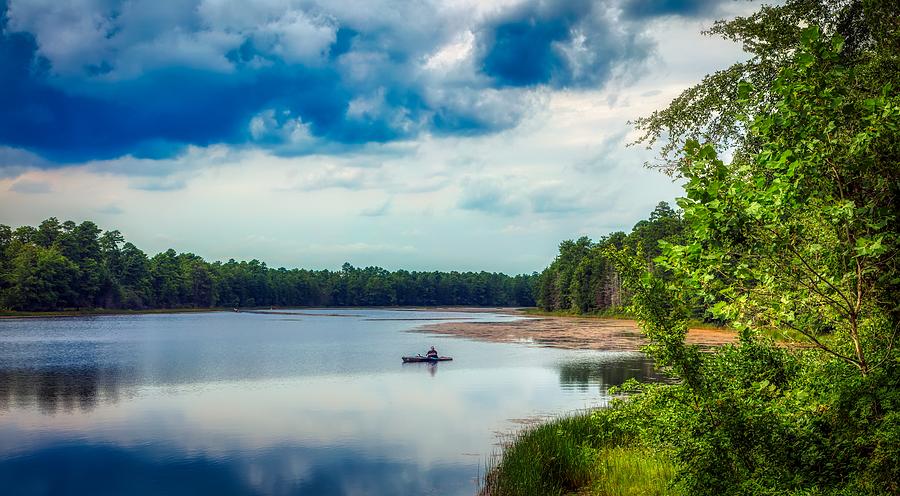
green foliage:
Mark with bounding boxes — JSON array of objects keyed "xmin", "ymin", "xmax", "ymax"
[
  {"xmin": 505, "ymin": 4, "xmax": 900, "ymax": 495},
  {"xmin": 598, "ymin": 20, "xmax": 900, "ymax": 496},
  {"xmin": 535, "ymin": 202, "xmax": 684, "ymax": 315},
  {"xmin": 482, "ymin": 413, "xmax": 673, "ymax": 496},
  {"xmin": 4, "ymin": 244, "xmax": 78, "ymax": 311},
  {"xmin": 0, "ymin": 218, "xmax": 538, "ymax": 311},
  {"xmin": 668, "ymin": 25, "xmax": 898, "ymax": 375},
  {"xmin": 632, "ymin": 0, "xmax": 900, "ymax": 173}
]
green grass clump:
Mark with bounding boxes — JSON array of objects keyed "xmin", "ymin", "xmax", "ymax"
[
  {"xmin": 752, "ymin": 326, "xmax": 812, "ymax": 344},
  {"xmin": 481, "ymin": 414, "xmax": 674, "ymax": 496},
  {"xmin": 521, "ymin": 307, "xmax": 633, "ymax": 320},
  {"xmin": 592, "ymin": 446, "xmax": 674, "ymax": 496}
]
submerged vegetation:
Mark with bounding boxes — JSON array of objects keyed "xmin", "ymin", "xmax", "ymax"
[
  {"xmin": 490, "ymin": 1, "xmax": 899, "ymax": 494},
  {"xmin": 0, "ymin": 223, "xmax": 536, "ymax": 311}
]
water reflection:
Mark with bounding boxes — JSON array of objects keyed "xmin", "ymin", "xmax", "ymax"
[
  {"xmin": 0, "ymin": 311, "xmax": 665, "ymax": 495},
  {"xmin": 557, "ymin": 355, "xmax": 661, "ymax": 392},
  {"xmin": 0, "ymin": 443, "xmax": 472, "ymax": 496},
  {"xmin": 401, "ymin": 361, "xmax": 440, "ymax": 377},
  {"xmin": 0, "ymin": 366, "xmax": 136, "ymax": 414}
]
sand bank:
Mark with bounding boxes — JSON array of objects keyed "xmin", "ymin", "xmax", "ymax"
[{"xmin": 414, "ymin": 313, "xmax": 736, "ymax": 352}]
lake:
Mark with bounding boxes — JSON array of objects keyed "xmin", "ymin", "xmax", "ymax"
[{"xmin": 0, "ymin": 309, "xmax": 657, "ymax": 495}]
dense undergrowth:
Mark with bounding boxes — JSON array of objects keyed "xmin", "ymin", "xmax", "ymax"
[
  {"xmin": 483, "ymin": 340, "xmax": 899, "ymax": 496},
  {"xmin": 486, "ymin": 2, "xmax": 900, "ymax": 493}
]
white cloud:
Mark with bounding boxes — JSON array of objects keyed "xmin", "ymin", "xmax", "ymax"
[
  {"xmin": 288, "ymin": 164, "xmax": 370, "ymax": 191},
  {"xmin": 424, "ymin": 30, "xmax": 475, "ymax": 72},
  {"xmin": 253, "ymin": 10, "xmax": 337, "ymax": 64},
  {"xmin": 0, "ymin": 7, "xmax": 750, "ymax": 273},
  {"xmin": 7, "ymin": 0, "xmax": 115, "ymax": 75}
]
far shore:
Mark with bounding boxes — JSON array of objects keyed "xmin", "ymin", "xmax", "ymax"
[
  {"xmin": 0, "ymin": 307, "xmax": 233, "ymax": 319},
  {"xmin": 0, "ymin": 305, "xmax": 522, "ymax": 320},
  {"xmin": 0, "ymin": 306, "xmax": 738, "ymax": 353},
  {"xmin": 414, "ymin": 309, "xmax": 737, "ymax": 352}
]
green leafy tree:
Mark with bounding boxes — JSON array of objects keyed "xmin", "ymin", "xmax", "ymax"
[
  {"xmin": 34, "ymin": 217, "xmax": 62, "ymax": 248},
  {"xmin": 534, "ymin": 204, "xmax": 682, "ymax": 315},
  {"xmin": 5, "ymin": 245, "xmax": 78, "ymax": 311},
  {"xmin": 666, "ymin": 27, "xmax": 898, "ymax": 376},
  {"xmin": 603, "ymin": 22, "xmax": 899, "ymax": 495},
  {"xmin": 118, "ymin": 242, "xmax": 151, "ymax": 308},
  {"xmin": 53, "ymin": 221, "xmax": 104, "ymax": 308},
  {"xmin": 149, "ymin": 249, "xmax": 185, "ymax": 308},
  {"xmin": 633, "ymin": 0, "xmax": 899, "ymax": 173}
]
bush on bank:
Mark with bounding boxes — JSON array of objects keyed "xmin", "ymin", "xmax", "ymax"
[{"xmin": 484, "ymin": 339, "xmax": 899, "ymax": 496}]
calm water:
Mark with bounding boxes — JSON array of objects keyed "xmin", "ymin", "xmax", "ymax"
[{"xmin": 0, "ymin": 309, "xmax": 657, "ymax": 495}]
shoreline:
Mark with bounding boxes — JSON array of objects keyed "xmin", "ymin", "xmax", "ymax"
[
  {"xmin": 414, "ymin": 312, "xmax": 737, "ymax": 352},
  {"xmin": 0, "ymin": 305, "xmax": 524, "ymax": 320},
  {"xmin": 0, "ymin": 307, "xmax": 232, "ymax": 319},
  {"xmin": 1, "ymin": 306, "xmax": 737, "ymax": 353}
]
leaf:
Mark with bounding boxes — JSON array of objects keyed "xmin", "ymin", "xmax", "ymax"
[
  {"xmin": 800, "ymin": 26, "xmax": 820, "ymax": 46},
  {"xmin": 831, "ymin": 34, "xmax": 845, "ymax": 53},
  {"xmin": 738, "ymin": 81, "xmax": 754, "ymax": 101},
  {"xmin": 797, "ymin": 53, "xmax": 815, "ymax": 68}
]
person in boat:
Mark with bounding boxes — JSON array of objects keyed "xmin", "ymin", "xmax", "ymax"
[{"xmin": 425, "ymin": 346, "xmax": 438, "ymax": 358}]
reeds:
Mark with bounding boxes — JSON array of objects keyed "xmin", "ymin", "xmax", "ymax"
[{"xmin": 480, "ymin": 414, "xmax": 674, "ymax": 496}]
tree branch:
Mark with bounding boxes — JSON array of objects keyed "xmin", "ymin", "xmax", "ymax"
[
  {"xmin": 871, "ymin": 320, "xmax": 900, "ymax": 372},
  {"xmin": 779, "ymin": 319, "xmax": 861, "ymax": 368}
]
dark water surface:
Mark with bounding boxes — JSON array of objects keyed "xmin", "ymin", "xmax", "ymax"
[{"xmin": 0, "ymin": 309, "xmax": 657, "ymax": 495}]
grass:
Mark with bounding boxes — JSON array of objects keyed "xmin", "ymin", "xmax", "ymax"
[
  {"xmin": 521, "ymin": 308, "xmax": 634, "ymax": 320},
  {"xmin": 592, "ymin": 446, "xmax": 674, "ymax": 496},
  {"xmin": 683, "ymin": 318, "xmax": 732, "ymax": 331},
  {"xmin": 481, "ymin": 413, "xmax": 675, "ymax": 496},
  {"xmin": 754, "ymin": 326, "xmax": 814, "ymax": 344}
]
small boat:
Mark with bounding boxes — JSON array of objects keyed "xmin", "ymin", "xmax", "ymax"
[{"xmin": 402, "ymin": 355, "xmax": 453, "ymax": 363}]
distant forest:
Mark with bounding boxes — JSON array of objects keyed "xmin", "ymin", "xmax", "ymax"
[
  {"xmin": 0, "ymin": 203, "xmax": 680, "ymax": 312},
  {"xmin": 0, "ymin": 219, "xmax": 536, "ymax": 311}
]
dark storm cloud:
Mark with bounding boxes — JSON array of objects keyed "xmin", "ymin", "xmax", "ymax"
[
  {"xmin": 0, "ymin": 0, "xmax": 661, "ymax": 168},
  {"xmin": 620, "ymin": 0, "xmax": 729, "ymax": 19},
  {"xmin": 479, "ymin": 2, "xmax": 587, "ymax": 86},
  {"xmin": 477, "ymin": 0, "xmax": 652, "ymax": 88}
]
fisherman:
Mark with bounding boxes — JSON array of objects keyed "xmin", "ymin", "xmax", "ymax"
[{"xmin": 425, "ymin": 346, "xmax": 438, "ymax": 358}]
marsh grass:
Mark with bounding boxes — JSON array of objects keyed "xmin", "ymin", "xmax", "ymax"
[
  {"xmin": 753, "ymin": 326, "xmax": 812, "ymax": 344},
  {"xmin": 521, "ymin": 308, "xmax": 633, "ymax": 320},
  {"xmin": 481, "ymin": 414, "xmax": 674, "ymax": 496},
  {"xmin": 592, "ymin": 446, "xmax": 674, "ymax": 496}
]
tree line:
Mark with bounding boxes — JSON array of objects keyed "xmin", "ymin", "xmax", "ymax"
[
  {"xmin": 0, "ymin": 219, "xmax": 536, "ymax": 311},
  {"xmin": 534, "ymin": 201, "xmax": 684, "ymax": 314}
]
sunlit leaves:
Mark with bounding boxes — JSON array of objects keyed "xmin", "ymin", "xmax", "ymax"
[{"xmin": 662, "ymin": 24, "xmax": 900, "ymax": 374}]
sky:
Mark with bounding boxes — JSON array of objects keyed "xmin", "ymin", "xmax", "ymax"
[{"xmin": 0, "ymin": 0, "xmax": 753, "ymax": 274}]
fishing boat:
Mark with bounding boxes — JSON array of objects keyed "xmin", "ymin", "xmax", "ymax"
[{"xmin": 402, "ymin": 355, "xmax": 453, "ymax": 363}]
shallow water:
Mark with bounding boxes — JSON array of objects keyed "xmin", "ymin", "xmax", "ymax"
[{"xmin": 0, "ymin": 309, "xmax": 657, "ymax": 495}]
